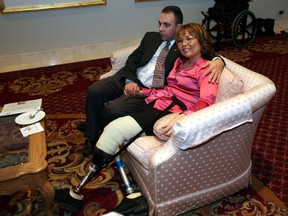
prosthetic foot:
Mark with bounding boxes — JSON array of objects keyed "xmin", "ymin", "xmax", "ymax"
[
  {"xmin": 54, "ymin": 188, "xmax": 84, "ymax": 213},
  {"xmin": 106, "ymin": 192, "xmax": 148, "ymax": 216},
  {"xmin": 110, "ymin": 156, "xmax": 148, "ymax": 215},
  {"xmin": 54, "ymin": 147, "xmax": 112, "ymax": 213}
]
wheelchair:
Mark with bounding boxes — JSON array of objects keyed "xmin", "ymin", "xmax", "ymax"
[{"xmin": 202, "ymin": 0, "xmax": 257, "ymax": 49}]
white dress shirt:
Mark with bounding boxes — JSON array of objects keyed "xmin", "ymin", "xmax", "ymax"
[{"xmin": 136, "ymin": 40, "xmax": 175, "ymax": 88}]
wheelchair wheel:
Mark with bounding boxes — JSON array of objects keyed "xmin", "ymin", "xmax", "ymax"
[
  {"xmin": 206, "ymin": 18, "xmax": 220, "ymax": 39},
  {"xmin": 231, "ymin": 10, "xmax": 257, "ymax": 47}
]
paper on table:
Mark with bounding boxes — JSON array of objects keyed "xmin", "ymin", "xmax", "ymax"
[
  {"xmin": 0, "ymin": 99, "xmax": 42, "ymax": 117},
  {"xmin": 20, "ymin": 122, "xmax": 44, "ymax": 137}
]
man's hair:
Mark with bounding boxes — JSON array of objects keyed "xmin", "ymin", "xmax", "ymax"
[{"xmin": 162, "ymin": 6, "xmax": 183, "ymax": 25}]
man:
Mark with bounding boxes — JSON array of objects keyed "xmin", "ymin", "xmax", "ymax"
[{"xmin": 80, "ymin": 5, "xmax": 225, "ymax": 157}]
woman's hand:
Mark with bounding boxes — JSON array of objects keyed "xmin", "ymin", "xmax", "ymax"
[
  {"xmin": 201, "ymin": 58, "xmax": 224, "ymax": 84},
  {"xmin": 159, "ymin": 113, "xmax": 186, "ymax": 137}
]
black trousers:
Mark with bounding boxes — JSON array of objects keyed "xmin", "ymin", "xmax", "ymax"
[
  {"xmin": 129, "ymin": 101, "xmax": 172, "ymax": 136},
  {"xmin": 84, "ymin": 75, "xmax": 146, "ymax": 140}
]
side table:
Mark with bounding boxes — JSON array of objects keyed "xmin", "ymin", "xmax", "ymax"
[{"xmin": 0, "ymin": 114, "xmax": 54, "ymax": 215}]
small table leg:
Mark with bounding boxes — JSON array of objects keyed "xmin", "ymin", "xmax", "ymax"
[{"xmin": 35, "ymin": 171, "xmax": 55, "ymax": 216}]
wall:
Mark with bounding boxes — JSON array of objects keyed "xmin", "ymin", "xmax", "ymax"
[
  {"xmin": 249, "ymin": 0, "xmax": 288, "ymax": 33},
  {"xmin": 0, "ymin": 0, "xmax": 213, "ymax": 56},
  {"xmin": 0, "ymin": 0, "xmax": 287, "ymax": 57}
]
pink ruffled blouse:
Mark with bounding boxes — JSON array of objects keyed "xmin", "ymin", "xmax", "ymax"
[{"xmin": 141, "ymin": 57, "xmax": 218, "ymax": 115}]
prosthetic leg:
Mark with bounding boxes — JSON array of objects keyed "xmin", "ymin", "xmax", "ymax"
[
  {"xmin": 68, "ymin": 156, "xmax": 134, "ymax": 200},
  {"xmin": 70, "ymin": 163, "xmax": 98, "ymax": 200},
  {"xmin": 115, "ymin": 155, "xmax": 135, "ymax": 195},
  {"xmin": 69, "ymin": 129, "xmax": 144, "ymax": 200},
  {"xmin": 55, "ymin": 96, "xmax": 186, "ymax": 212}
]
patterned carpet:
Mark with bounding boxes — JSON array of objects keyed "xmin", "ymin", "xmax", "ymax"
[{"xmin": 0, "ymin": 34, "xmax": 287, "ymax": 215}]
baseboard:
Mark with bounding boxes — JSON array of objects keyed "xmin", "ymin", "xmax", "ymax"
[
  {"xmin": 274, "ymin": 19, "xmax": 288, "ymax": 34},
  {"xmin": 0, "ymin": 39, "xmax": 141, "ymax": 73},
  {"xmin": 1, "ymin": 19, "xmax": 287, "ymax": 74}
]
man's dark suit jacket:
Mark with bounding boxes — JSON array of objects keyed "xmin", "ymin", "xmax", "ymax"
[{"xmin": 116, "ymin": 32, "xmax": 181, "ymax": 87}]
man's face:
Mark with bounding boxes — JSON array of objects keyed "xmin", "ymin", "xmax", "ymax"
[{"xmin": 158, "ymin": 12, "xmax": 181, "ymax": 42}]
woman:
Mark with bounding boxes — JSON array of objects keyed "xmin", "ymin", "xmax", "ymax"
[{"xmin": 92, "ymin": 23, "xmax": 218, "ymax": 166}]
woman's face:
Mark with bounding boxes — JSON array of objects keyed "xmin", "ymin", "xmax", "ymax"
[{"xmin": 177, "ymin": 30, "xmax": 201, "ymax": 60}]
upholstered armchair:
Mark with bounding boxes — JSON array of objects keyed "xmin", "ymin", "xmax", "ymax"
[{"xmin": 101, "ymin": 46, "xmax": 276, "ymax": 216}]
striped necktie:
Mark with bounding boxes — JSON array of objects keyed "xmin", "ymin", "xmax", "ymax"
[{"xmin": 151, "ymin": 42, "xmax": 170, "ymax": 89}]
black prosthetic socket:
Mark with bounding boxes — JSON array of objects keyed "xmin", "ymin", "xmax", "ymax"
[
  {"xmin": 82, "ymin": 139, "xmax": 96, "ymax": 157},
  {"xmin": 91, "ymin": 147, "xmax": 113, "ymax": 167}
]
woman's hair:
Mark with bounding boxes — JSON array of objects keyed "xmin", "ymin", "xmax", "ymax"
[{"xmin": 176, "ymin": 23, "xmax": 215, "ymax": 60}]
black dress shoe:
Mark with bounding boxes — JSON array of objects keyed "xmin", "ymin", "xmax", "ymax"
[
  {"xmin": 54, "ymin": 188, "xmax": 83, "ymax": 213},
  {"xmin": 76, "ymin": 121, "xmax": 86, "ymax": 132},
  {"xmin": 108, "ymin": 193, "xmax": 148, "ymax": 215},
  {"xmin": 83, "ymin": 139, "xmax": 96, "ymax": 157}
]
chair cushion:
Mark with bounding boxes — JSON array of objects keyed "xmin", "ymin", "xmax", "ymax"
[
  {"xmin": 215, "ymin": 67, "xmax": 244, "ymax": 103},
  {"xmin": 127, "ymin": 136, "xmax": 165, "ymax": 169},
  {"xmin": 100, "ymin": 45, "xmax": 138, "ymax": 79}
]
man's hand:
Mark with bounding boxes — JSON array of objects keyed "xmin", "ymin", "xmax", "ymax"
[
  {"xmin": 159, "ymin": 113, "xmax": 185, "ymax": 137},
  {"xmin": 201, "ymin": 58, "xmax": 225, "ymax": 84},
  {"xmin": 124, "ymin": 82, "xmax": 141, "ymax": 95}
]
